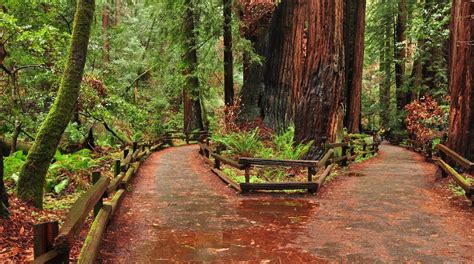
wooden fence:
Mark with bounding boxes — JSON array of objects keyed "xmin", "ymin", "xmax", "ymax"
[
  {"xmin": 199, "ymin": 137, "xmax": 379, "ymax": 193},
  {"xmin": 403, "ymin": 139, "xmax": 473, "ymax": 205},
  {"xmin": 32, "ymin": 130, "xmax": 206, "ymax": 263}
]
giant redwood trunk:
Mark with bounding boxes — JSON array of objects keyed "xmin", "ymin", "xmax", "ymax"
[
  {"xmin": 16, "ymin": 0, "xmax": 95, "ymax": 208},
  {"xmin": 447, "ymin": 0, "xmax": 474, "ymax": 160},
  {"xmin": 102, "ymin": 1, "xmax": 110, "ymax": 63},
  {"xmin": 262, "ymin": 0, "xmax": 307, "ymax": 132},
  {"xmin": 183, "ymin": 0, "xmax": 204, "ymax": 133},
  {"xmin": 294, "ymin": 0, "xmax": 345, "ymax": 151},
  {"xmin": 379, "ymin": 4, "xmax": 392, "ymax": 129},
  {"xmin": 238, "ymin": 0, "xmax": 274, "ymax": 121},
  {"xmin": 343, "ymin": 0, "xmax": 366, "ymax": 133},
  {"xmin": 223, "ymin": 0, "xmax": 234, "ymax": 106}
]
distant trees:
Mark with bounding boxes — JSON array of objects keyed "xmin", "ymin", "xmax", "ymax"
[
  {"xmin": 16, "ymin": 0, "xmax": 95, "ymax": 208},
  {"xmin": 447, "ymin": 0, "xmax": 474, "ymax": 160}
]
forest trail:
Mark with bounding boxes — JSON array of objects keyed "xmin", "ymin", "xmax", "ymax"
[{"xmin": 99, "ymin": 144, "xmax": 474, "ymax": 263}]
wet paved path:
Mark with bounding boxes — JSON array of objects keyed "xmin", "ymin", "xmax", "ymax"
[{"xmin": 100, "ymin": 144, "xmax": 474, "ymax": 263}]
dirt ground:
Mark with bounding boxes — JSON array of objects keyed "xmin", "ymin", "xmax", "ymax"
[{"xmin": 99, "ymin": 144, "xmax": 474, "ymax": 263}]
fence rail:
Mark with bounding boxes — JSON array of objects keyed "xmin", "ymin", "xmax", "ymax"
[
  {"xmin": 199, "ymin": 137, "xmax": 379, "ymax": 194},
  {"xmin": 32, "ymin": 129, "xmax": 202, "ymax": 263},
  {"xmin": 403, "ymin": 139, "xmax": 473, "ymax": 206}
]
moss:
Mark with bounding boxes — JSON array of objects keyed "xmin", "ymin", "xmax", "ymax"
[{"xmin": 16, "ymin": 0, "xmax": 95, "ymax": 208}]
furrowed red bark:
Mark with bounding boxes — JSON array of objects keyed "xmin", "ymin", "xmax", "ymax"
[
  {"xmin": 262, "ymin": 0, "xmax": 307, "ymax": 132},
  {"xmin": 343, "ymin": 0, "xmax": 366, "ymax": 133},
  {"xmin": 16, "ymin": 0, "xmax": 95, "ymax": 208},
  {"xmin": 223, "ymin": 0, "xmax": 234, "ymax": 106},
  {"xmin": 447, "ymin": 0, "xmax": 474, "ymax": 160},
  {"xmin": 294, "ymin": 0, "xmax": 345, "ymax": 152}
]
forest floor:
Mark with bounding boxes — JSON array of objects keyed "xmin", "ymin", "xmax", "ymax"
[{"xmin": 99, "ymin": 144, "xmax": 474, "ymax": 263}]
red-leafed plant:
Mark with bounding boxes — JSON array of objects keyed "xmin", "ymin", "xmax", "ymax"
[
  {"xmin": 405, "ymin": 96, "xmax": 449, "ymax": 142},
  {"xmin": 237, "ymin": 0, "xmax": 275, "ymax": 39}
]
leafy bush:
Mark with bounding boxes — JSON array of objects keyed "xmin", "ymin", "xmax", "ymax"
[
  {"xmin": 405, "ymin": 96, "xmax": 449, "ymax": 142},
  {"xmin": 3, "ymin": 151, "xmax": 27, "ymax": 183}
]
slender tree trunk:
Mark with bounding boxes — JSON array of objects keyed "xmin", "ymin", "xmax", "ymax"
[
  {"xmin": 0, "ymin": 152, "xmax": 9, "ymax": 218},
  {"xmin": 16, "ymin": 0, "xmax": 95, "ymax": 208},
  {"xmin": 294, "ymin": 0, "xmax": 345, "ymax": 152},
  {"xmin": 262, "ymin": 0, "xmax": 307, "ymax": 132},
  {"xmin": 379, "ymin": 4, "xmax": 392, "ymax": 129},
  {"xmin": 183, "ymin": 0, "xmax": 204, "ymax": 133},
  {"xmin": 10, "ymin": 120, "xmax": 20, "ymax": 154},
  {"xmin": 223, "ymin": 0, "xmax": 234, "ymax": 106},
  {"xmin": 395, "ymin": 0, "xmax": 408, "ymax": 112},
  {"xmin": 344, "ymin": 0, "xmax": 366, "ymax": 133},
  {"xmin": 102, "ymin": 1, "xmax": 110, "ymax": 63},
  {"xmin": 447, "ymin": 0, "xmax": 474, "ymax": 160}
]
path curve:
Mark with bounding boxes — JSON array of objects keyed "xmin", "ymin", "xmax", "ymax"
[{"xmin": 99, "ymin": 144, "xmax": 474, "ymax": 263}]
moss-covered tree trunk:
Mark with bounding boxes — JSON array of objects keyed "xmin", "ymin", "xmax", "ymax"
[
  {"xmin": 447, "ymin": 0, "xmax": 474, "ymax": 160},
  {"xmin": 294, "ymin": 0, "xmax": 345, "ymax": 154},
  {"xmin": 16, "ymin": 0, "xmax": 95, "ymax": 208},
  {"xmin": 182, "ymin": 0, "xmax": 204, "ymax": 133}
]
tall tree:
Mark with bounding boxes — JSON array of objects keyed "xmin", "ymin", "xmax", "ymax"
[
  {"xmin": 262, "ymin": 0, "xmax": 307, "ymax": 132},
  {"xmin": 447, "ymin": 0, "xmax": 474, "ymax": 160},
  {"xmin": 395, "ymin": 0, "xmax": 408, "ymax": 112},
  {"xmin": 223, "ymin": 0, "xmax": 234, "ymax": 106},
  {"xmin": 379, "ymin": 2, "xmax": 393, "ymax": 129},
  {"xmin": 343, "ymin": 0, "xmax": 366, "ymax": 133},
  {"xmin": 102, "ymin": 1, "xmax": 111, "ymax": 63},
  {"xmin": 182, "ymin": 0, "xmax": 204, "ymax": 133},
  {"xmin": 16, "ymin": 0, "xmax": 95, "ymax": 208},
  {"xmin": 294, "ymin": 0, "xmax": 345, "ymax": 152}
]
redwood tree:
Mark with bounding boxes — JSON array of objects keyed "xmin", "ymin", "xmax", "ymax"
[
  {"xmin": 183, "ymin": 0, "xmax": 204, "ymax": 133},
  {"xmin": 395, "ymin": 0, "xmax": 408, "ymax": 112},
  {"xmin": 294, "ymin": 0, "xmax": 345, "ymax": 150},
  {"xmin": 262, "ymin": 0, "xmax": 307, "ymax": 132},
  {"xmin": 447, "ymin": 0, "xmax": 474, "ymax": 160},
  {"xmin": 343, "ymin": 0, "xmax": 366, "ymax": 133},
  {"xmin": 16, "ymin": 0, "xmax": 95, "ymax": 207}
]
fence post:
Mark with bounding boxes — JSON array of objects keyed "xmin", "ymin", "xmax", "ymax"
[
  {"xmin": 426, "ymin": 141, "xmax": 433, "ymax": 160},
  {"xmin": 34, "ymin": 221, "xmax": 59, "ymax": 258},
  {"xmin": 114, "ymin": 159, "xmax": 121, "ymax": 177},
  {"xmin": 308, "ymin": 167, "xmax": 315, "ymax": 182},
  {"xmin": 362, "ymin": 143, "xmax": 367, "ymax": 158},
  {"xmin": 123, "ymin": 149, "xmax": 129, "ymax": 159},
  {"xmin": 92, "ymin": 171, "xmax": 103, "ymax": 217},
  {"xmin": 341, "ymin": 144, "xmax": 348, "ymax": 167},
  {"xmin": 132, "ymin": 142, "xmax": 138, "ymax": 152},
  {"xmin": 244, "ymin": 167, "xmax": 250, "ymax": 183},
  {"xmin": 215, "ymin": 145, "xmax": 222, "ymax": 169}
]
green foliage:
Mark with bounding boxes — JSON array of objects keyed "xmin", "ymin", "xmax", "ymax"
[
  {"xmin": 273, "ymin": 127, "xmax": 312, "ymax": 160},
  {"xmin": 213, "ymin": 128, "xmax": 264, "ymax": 157},
  {"xmin": 3, "ymin": 151, "xmax": 28, "ymax": 183}
]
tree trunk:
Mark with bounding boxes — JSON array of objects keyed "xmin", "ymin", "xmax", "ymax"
[
  {"xmin": 10, "ymin": 120, "xmax": 21, "ymax": 154},
  {"xmin": 447, "ymin": 0, "xmax": 474, "ymax": 160},
  {"xmin": 262, "ymin": 0, "xmax": 307, "ymax": 132},
  {"xmin": 0, "ymin": 153, "xmax": 9, "ymax": 218},
  {"xmin": 183, "ymin": 0, "xmax": 204, "ymax": 133},
  {"xmin": 343, "ymin": 0, "xmax": 366, "ymax": 133},
  {"xmin": 379, "ymin": 4, "xmax": 392, "ymax": 129},
  {"xmin": 102, "ymin": 1, "xmax": 110, "ymax": 63},
  {"xmin": 16, "ymin": 0, "xmax": 95, "ymax": 208},
  {"xmin": 223, "ymin": 0, "xmax": 234, "ymax": 106},
  {"xmin": 294, "ymin": 0, "xmax": 345, "ymax": 152},
  {"xmin": 395, "ymin": 0, "xmax": 408, "ymax": 112}
]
